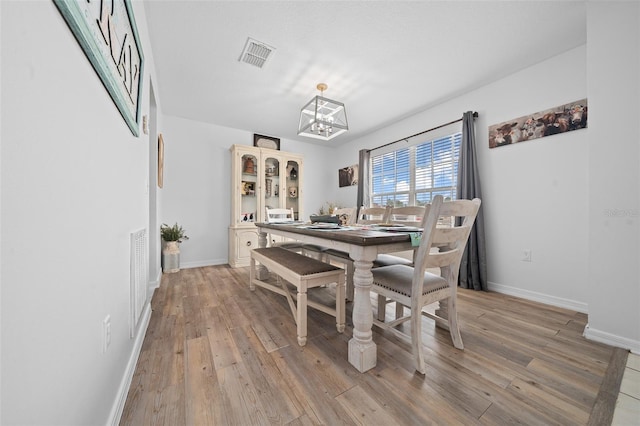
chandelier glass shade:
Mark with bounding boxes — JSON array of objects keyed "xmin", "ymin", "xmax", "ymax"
[{"xmin": 298, "ymin": 84, "xmax": 348, "ymax": 141}]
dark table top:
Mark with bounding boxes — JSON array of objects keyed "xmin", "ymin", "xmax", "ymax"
[{"xmin": 255, "ymin": 222, "xmax": 415, "ymax": 246}]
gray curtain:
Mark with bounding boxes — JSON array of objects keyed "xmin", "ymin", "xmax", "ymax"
[
  {"xmin": 457, "ymin": 111, "xmax": 487, "ymax": 290},
  {"xmin": 356, "ymin": 149, "xmax": 370, "ymax": 217}
]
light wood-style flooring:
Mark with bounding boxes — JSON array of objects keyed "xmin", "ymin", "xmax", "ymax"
[{"xmin": 120, "ymin": 265, "xmax": 624, "ymax": 425}]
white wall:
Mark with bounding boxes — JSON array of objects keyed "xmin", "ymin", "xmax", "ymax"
[
  {"xmin": 332, "ymin": 46, "xmax": 589, "ymax": 312},
  {"xmin": 160, "ymin": 116, "xmax": 232, "ymax": 267},
  {"xmin": 1, "ymin": 1, "xmax": 163, "ymax": 424},
  {"xmin": 160, "ymin": 115, "xmax": 332, "ymax": 267},
  {"xmin": 475, "ymin": 47, "xmax": 589, "ymax": 311},
  {"xmin": 585, "ymin": 1, "xmax": 640, "ymax": 352}
]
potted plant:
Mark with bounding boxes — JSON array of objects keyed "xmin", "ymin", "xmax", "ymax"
[
  {"xmin": 160, "ymin": 223, "xmax": 189, "ymax": 273},
  {"xmin": 318, "ymin": 201, "xmax": 342, "ymax": 215}
]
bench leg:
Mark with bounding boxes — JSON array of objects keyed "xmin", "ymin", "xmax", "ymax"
[
  {"xmin": 279, "ymin": 278, "xmax": 298, "ymax": 322},
  {"xmin": 336, "ymin": 278, "xmax": 345, "ymax": 333},
  {"xmin": 296, "ymin": 290, "xmax": 307, "ymax": 346}
]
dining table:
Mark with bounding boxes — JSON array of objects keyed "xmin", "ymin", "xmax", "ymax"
[{"xmin": 254, "ymin": 221, "xmax": 421, "ymax": 373}]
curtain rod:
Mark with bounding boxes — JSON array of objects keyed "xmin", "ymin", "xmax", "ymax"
[{"xmin": 368, "ymin": 111, "xmax": 478, "ymax": 153}]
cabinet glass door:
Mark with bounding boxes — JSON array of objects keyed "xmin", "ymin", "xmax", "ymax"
[
  {"xmin": 263, "ymin": 155, "xmax": 281, "ymax": 213},
  {"xmin": 239, "ymin": 153, "xmax": 258, "ymax": 224},
  {"xmin": 286, "ymin": 160, "xmax": 300, "ymax": 220}
]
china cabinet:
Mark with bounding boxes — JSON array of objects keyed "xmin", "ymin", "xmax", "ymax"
[{"xmin": 228, "ymin": 144, "xmax": 304, "ymax": 267}]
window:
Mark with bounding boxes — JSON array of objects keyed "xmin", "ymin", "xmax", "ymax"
[{"xmin": 371, "ymin": 133, "xmax": 461, "ymax": 207}]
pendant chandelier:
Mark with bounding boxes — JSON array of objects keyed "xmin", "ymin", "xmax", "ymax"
[{"xmin": 298, "ymin": 83, "xmax": 348, "ymax": 141}]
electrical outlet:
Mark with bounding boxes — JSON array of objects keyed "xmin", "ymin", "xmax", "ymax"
[
  {"xmin": 522, "ymin": 249, "xmax": 532, "ymax": 262},
  {"xmin": 102, "ymin": 315, "xmax": 111, "ymax": 353}
]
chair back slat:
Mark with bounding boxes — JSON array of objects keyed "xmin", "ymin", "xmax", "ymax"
[
  {"xmin": 439, "ymin": 199, "xmax": 479, "ymax": 217},
  {"xmin": 432, "ymin": 226, "xmax": 469, "ymax": 245},
  {"xmin": 423, "ymin": 249, "xmax": 459, "ymax": 269},
  {"xmin": 388, "ymin": 206, "xmax": 425, "ymax": 226},
  {"xmin": 357, "ymin": 206, "xmax": 390, "ymax": 224},
  {"xmin": 438, "ymin": 199, "xmax": 480, "ymax": 229},
  {"xmin": 265, "ymin": 207, "xmax": 295, "ymax": 223}
]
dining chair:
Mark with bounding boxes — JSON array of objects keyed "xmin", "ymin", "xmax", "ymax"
[
  {"xmin": 316, "ymin": 206, "xmax": 389, "ymax": 301},
  {"xmin": 327, "ymin": 205, "xmax": 432, "ymax": 302},
  {"xmin": 356, "ymin": 206, "xmax": 390, "ymax": 224},
  {"xmin": 305, "ymin": 207, "xmax": 358, "ymax": 298},
  {"xmin": 299, "ymin": 207, "xmax": 358, "ymax": 262},
  {"xmin": 373, "ymin": 205, "xmax": 426, "ymax": 268},
  {"xmin": 373, "ymin": 205, "xmax": 427, "ymax": 318},
  {"xmin": 360, "ymin": 205, "xmax": 420, "ymax": 269},
  {"xmin": 387, "ymin": 205, "xmax": 425, "ymax": 226},
  {"xmin": 333, "ymin": 207, "xmax": 357, "ymax": 225},
  {"xmin": 371, "ymin": 195, "xmax": 481, "ymax": 375},
  {"xmin": 265, "ymin": 207, "xmax": 296, "ymax": 223},
  {"xmin": 265, "ymin": 207, "xmax": 304, "ymax": 252}
]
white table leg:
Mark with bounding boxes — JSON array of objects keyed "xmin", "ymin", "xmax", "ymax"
[{"xmin": 348, "ymin": 246, "xmax": 378, "ymax": 372}]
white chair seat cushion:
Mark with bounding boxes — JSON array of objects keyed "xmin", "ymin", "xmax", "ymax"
[
  {"xmin": 323, "ymin": 250, "xmax": 414, "ymax": 268},
  {"xmin": 323, "ymin": 248, "xmax": 349, "ymax": 259},
  {"xmin": 276, "ymin": 241, "xmax": 304, "ymax": 249},
  {"xmin": 372, "ymin": 265, "xmax": 448, "ymax": 297},
  {"xmin": 373, "ymin": 253, "xmax": 413, "ymax": 268},
  {"xmin": 301, "ymin": 243, "xmax": 328, "ymax": 252}
]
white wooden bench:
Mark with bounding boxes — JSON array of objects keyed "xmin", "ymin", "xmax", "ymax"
[{"xmin": 249, "ymin": 247, "xmax": 346, "ymax": 346}]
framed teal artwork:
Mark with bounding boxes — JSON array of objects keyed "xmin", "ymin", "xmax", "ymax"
[{"xmin": 53, "ymin": 0, "xmax": 144, "ymax": 136}]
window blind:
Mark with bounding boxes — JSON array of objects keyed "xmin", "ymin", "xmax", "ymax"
[{"xmin": 371, "ymin": 132, "xmax": 461, "ymax": 207}]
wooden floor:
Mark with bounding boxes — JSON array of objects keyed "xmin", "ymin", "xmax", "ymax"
[{"xmin": 121, "ymin": 265, "xmax": 622, "ymax": 425}]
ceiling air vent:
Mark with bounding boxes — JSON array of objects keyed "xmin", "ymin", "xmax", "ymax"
[{"xmin": 239, "ymin": 37, "xmax": 275, "ymax": 69}]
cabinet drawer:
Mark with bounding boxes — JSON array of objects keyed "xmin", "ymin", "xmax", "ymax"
[{"xmin": 229, "ymin": 229, "xmax": 258, "ymax": 267}]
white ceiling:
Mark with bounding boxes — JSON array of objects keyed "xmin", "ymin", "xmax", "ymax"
[{"xmin": 143, "ymin": 1, "xmax": 587, "ymax": 145}]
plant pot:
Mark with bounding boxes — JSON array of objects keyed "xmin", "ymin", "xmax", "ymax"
[{"xmin": 162, "ymin": 241, "xmax": 181, "ymax": 273}]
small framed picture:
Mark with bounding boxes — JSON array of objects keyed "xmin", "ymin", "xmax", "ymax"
[
  {"xmin": 338, "ymin": 164, "xmax": 358, "ymax": 187},
  {"xmin": 253, "ymin": 134, "xmax": 280, "ymax": 150}
]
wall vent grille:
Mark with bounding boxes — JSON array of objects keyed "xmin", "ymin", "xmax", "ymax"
[{"xmin": 130, "ymin": 228, "xmax": 148, "ymax": 337}]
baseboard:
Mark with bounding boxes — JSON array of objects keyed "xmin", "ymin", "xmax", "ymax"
[
  {"xmin": 487, "ymin": 281, "xmax": 588, "ymax": 313},
  {"xmin": 149, "ymin": 268, "xmax": 162, "ymax": 290},
  {"xmin": 106, "ymin": 301, "xmax": 152, "ymax": 426},
  {"xmin": 488, "ymin": 281, "xmax": 640, "ymax": 353},
  {"xmin": 179, "ymin": 258, "xmax": 228, "ymax": 269},
  {"xmin": 584, "ymin": 324, "xmax": 640, "ymax": 354}
]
